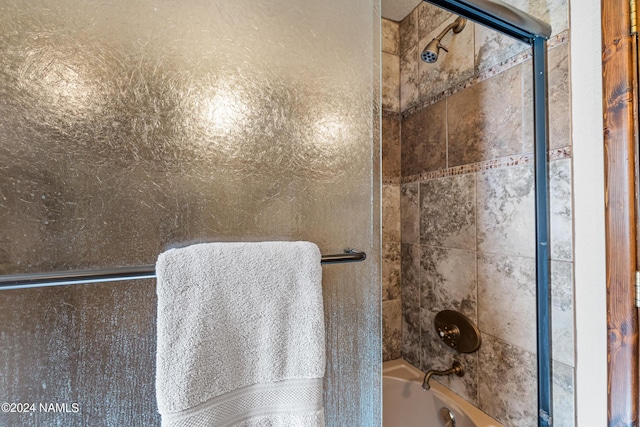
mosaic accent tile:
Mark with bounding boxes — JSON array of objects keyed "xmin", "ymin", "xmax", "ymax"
[
  {"xmin": 382, "ymin": 52, "xmax": 400, "ymax": 113},
  {"xmin": 523, "ymin": 43, "xmax": 571, "ymax": 152},
  {"xmin": 382, "ymin": 115, "xmax": 401, "ymax": 178},
  {"xmin": 553, "ymin": 360, "xmax": 576, "ymax": 427},
  {"xmin": 401, "ymin": 146, "xmax": 571, "ymax": 184},
  {"xmin": 382, "ymin": 242, "xmax": 401, "ymax": 301},
  {"xmin": 382, "ymin": 18, "xmax": 400, "ymax": 56},
  {"xmin": 477, "ymin": 162, "xmax": 535, "ymax": 258},
  {"xmin": 550, "ymin": 158, "xmax": 572, "ymax": 261},
  {"xmin": 401, "ymin": 243, "xmax": 421, "ymax": 308},
  {"xmin": 401, "ymin": 183, "xmax": 420, "ymax": 244},
  {"xmin": 420, "ymin": 307, "xmax": 479, "ymax": 405},
  {"xmin": 447, "ymin": 65, "xmax": 523, "ymax": 166},
  {"xmin": 382, "ymin": 184, "xmax": 401, "ymax": 243},
  {"xmin": 420, "ymin": 173, "xmax": 476, "ymax": 250},
  {"xmin": 402, "ymin": 302, "xmax": 421, "ymax": 367},
  {"xmin": 419, "ymin": 17, "xmax": 475, "ymax": 101},
  {"xmin": 401, "ymin": 99, "xmax": 446, "ymax": 176},
  {"xmin": 420, "ymin": 246, "xmax": 477, "ymax": 321},
  {"xmin": 552, "ymin": 260, "xmax": 574, "ymax": 367},
  {"xmin": 383, "ymin": 299, "xmax": 402, "ymax": 361},
  {"xmin": 477, "ymin": 253, "xmax": 537, "ymax": 353},
  {"xmin": 478, "ymin": 334, "xmax": 537, "ymax": 427},
  {"xmin": 417, "ymin": 2, "xmax": 453, "ymax": 42}
]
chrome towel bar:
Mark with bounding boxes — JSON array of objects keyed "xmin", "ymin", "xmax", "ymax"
[{"xmin": 0, "ymin": 250, "xmax": 366, "ymax": 291}]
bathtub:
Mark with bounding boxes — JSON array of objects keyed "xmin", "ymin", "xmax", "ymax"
[{"xmin": 383, "ymin": 359, "xmax": 504, "ymax": 427}]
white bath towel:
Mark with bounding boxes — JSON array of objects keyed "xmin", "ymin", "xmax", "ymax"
[{"xmin": 155, "ymin": 241, "xmax": 325, "ymax": 427}]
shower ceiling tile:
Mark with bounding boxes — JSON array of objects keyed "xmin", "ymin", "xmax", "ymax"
[{"xmin": 382, "ymin": 0, "xmax": 422, "ymax": 22}]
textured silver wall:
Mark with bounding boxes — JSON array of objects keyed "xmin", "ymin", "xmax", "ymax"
[{"xmin": 0, "ymin": 1, "xmax": 381, "ymax": 425}]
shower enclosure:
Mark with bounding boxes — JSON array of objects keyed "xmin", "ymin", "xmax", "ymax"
[{"xmin": 0, "ymin": 1, "xmax": 380, "ymax": 426}]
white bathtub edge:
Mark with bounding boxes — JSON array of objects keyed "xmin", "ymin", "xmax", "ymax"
[{"xmin": 383, "ymin": 358, "xmax": 505, "ymax": 427}]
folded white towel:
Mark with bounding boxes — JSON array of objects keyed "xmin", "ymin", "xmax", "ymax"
[{"xmin": 155, "ymin": 241, "xmax": 325, "ymax": 427}]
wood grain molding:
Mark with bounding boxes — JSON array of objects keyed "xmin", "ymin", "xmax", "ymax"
[{"xmin": 602, "ymin": 0, "xmax": 639, "ymax": 425}]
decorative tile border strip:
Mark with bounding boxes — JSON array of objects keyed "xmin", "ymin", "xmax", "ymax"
[
  {"xmin": 401, "ymin": 30, "xmax": 570, "ymax": 119},
  {"xmin": 401, "ymin": 146, "xmax": 572, "ymax": 183},
  {"xmin": 382, "ymin": 176, "xmax": 401, "ymax": 185}
]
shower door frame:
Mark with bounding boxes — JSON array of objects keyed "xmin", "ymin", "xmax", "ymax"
[{"xmin": 422, "ymin": 1, "xmax": 552, "ymax": 426}]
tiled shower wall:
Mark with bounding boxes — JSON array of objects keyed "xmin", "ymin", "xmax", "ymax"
[
  {"xmin": 381, "ymin": 18, "xmax": 402, "ymax": 362},
  {"xmin": 390, "ymin": 1, "xmax": 575, "ymax": 426}
]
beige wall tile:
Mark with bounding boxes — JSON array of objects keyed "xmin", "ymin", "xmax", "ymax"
[
  {"xmin": 382, "ymin": 52, "xmax": 400, "ymax": 112},
  {"xmin": 476, "ymin": 163, "xmax": 535, "ymax": 258},
  {"xmin": 382, "ymin": 18, "xmax": 400, "ymax": 55},
  {"xmin": 420, "ymin": 307, "xmax": 479, "ymax": 405},
  {"xmin": 552, "ymin": 260, "xmax": 574, "ymax": 366},
  {"xmin": 400, "ymin": 45, "xmax": 420, "ymax": 111},
  {"xmin": 383, "ymin": 299, "xmax": 402, "ymax": 361},
  {"xmin": 550, "ymin": 158, "xmax": 572, "ymax": 261},
  {"xmin": 477, "ymin": 253, "xmax": 537, "ymax": 353},
  {"xmin": 553, "ymin": 361, "xmax": 576, "ymax": 427},
  {"xmin": 401, "ymin": 183, "xmax": 420, "ymax": 243},
  {"xmin": 383, "ymin": 242, "xmax": 401, "ymax": 301},
  {"xmin": 420, "ymin": 173, "xmax": 476, "ymax": 250},
  {"xmin": 382, "ymin": 115, "xmax": 401, "ymax": 177},
  {"xmin": 524, "ymin": 43, "xmax": 571, "ymax": 153},
  {"xmin": 419, "ymin": 17, "xmax": 475, "ymax": 100},
  {"xmin": 401, "ymin": 99, "xmax": 447, "ymax": 175},
  {"xmin": 382, "ymin": 184, "xmax": 401, "ymax": 242},
  {"xmin": 417, "ymin": 1, "xmax": 453, "ymax": 41},
  {"xmin": 478, "ymin": 334, "xmax": 537, "ymax": 427},
  {"xmin": 420, "ymin": 246, "xmax": 477, "ymax": 320},
  {"xmin": 447, "ymin": 65, "xmax": 523, "ymax": 166}
]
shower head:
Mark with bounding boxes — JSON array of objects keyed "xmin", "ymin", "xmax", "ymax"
[
  {"xmin": 421, "ymin": 39, "xmax": 443, "ymax": 63},
  {"xmin": 420, "ymin": 16, "xmax": 467, "ymax": 64}
]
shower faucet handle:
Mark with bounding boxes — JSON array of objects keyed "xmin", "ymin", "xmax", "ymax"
[
  {"xmin": 438, "ymin": 42, "xmax": 449, "ymax": 53},
  {"xmin": 434, "ymin": 310, "xmax": 481, "ymax": 353},
  {"xmin": 437, "ymin": 324, "xmax": 460, "ymax": 347}
]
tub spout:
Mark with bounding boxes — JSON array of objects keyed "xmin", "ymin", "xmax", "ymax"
[{"xmin": 421, "ymin": 361, "xmax": 464, "ymax": 391}]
